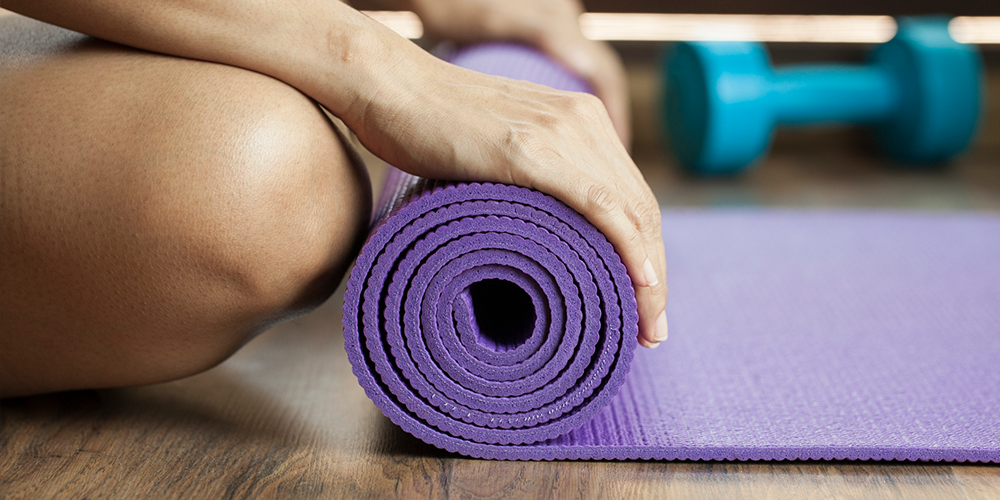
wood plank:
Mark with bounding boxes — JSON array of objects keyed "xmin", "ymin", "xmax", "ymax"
[{"xmin": 3, "ymin": 287, "xmax": 996, "ymax": 499}]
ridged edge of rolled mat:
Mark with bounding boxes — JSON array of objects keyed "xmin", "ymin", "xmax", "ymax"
[{"xmin": 343, "ymin": 168, "xmax": 638, "ymax": 455}]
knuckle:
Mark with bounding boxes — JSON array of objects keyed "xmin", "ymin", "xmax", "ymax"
[
  {"xmin": 554, "ymin": 92, "xmax": 598, "ymax": 118},
  {"xmin": 584, "ymin": 182, "xmax": 618, "ymax": 216},
  {"xmin": 579, "ymin": 92, "xmax": 604, "ymax": 108},
  {"xmin": 535, "ymin": 110, "xmax": 562, "ymax": 129},
  {"xmin": 648, "ymin": 278, "xmax": 668, "ymax": 298},
  {"xmin": 537, "ymin": 93, "xmax": 604, "ymax": 139},
  {"xmin": 623, "ymin": 227, "xmax": 644, "ymax": 249},
  {"xmin": 526, "ymin": 99, "xmax": 570, "ymax": 133},
  {"xmin": 632, "ymin": 201, "xmax": 662, "ymax": 236},
  {"xmin": 573, "ymin": 93, "xmax": 603, "ymax": 116},
  {"xmin": 502, "ymin": 125, "xmax": 544, "ymax": 159}
]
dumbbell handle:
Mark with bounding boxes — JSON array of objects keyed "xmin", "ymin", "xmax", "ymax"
[{"xmin": 770, "ymin": 65, "xmax": 899, "ymax": 125}]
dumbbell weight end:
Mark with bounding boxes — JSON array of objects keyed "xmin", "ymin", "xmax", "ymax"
[{"xmin": 663, "ymin": 16, "xmax": 982, "ymax": 174}]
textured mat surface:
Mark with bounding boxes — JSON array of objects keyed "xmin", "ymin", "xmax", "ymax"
[
  {"xmin": 345, "ymin": 172, "xmax": 639, "ymax": 452},
  {"xmin": 342, "ymin": 44, "xmax": 1000, "ymax": 461}
]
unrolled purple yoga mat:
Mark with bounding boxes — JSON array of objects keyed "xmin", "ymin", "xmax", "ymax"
[{"xmin": 343, "ymin": 43, "xmax": 1000, "ymax": 461}]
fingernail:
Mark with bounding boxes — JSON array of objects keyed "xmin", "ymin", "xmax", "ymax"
[
  {"xmin": 654, "ymin": 311, "xmax": 668, "ymax": 341},
  {"xmin": 639, "ymin": 337, "xmax": 660, "ymax": 349},
  {"xmin": 642, "ymin": 258, "xmax": 658, "ymax": 287}
]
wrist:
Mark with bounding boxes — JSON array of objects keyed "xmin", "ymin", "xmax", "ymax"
[{"xmin": 286, "ymin": 4, "xmax": 427, "ymax": 124}]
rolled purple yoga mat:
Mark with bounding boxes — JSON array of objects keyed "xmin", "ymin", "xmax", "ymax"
[
  {"xmin": 343, "ymin": 44, "xmax": 639, "ymax": 454},
  {"xmin": 343, "ymin": 43, "xmax": 1000, "ymax": 461}
]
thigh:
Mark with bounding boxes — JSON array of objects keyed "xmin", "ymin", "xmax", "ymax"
[{"xmin": 0, "ymin": 15, "xmax": 371, "ymax": 397}]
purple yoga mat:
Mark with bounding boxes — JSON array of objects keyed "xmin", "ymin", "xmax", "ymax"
[{"xmin": 343, "ymin": 43, "xmax": 1000, "ymax": 461}]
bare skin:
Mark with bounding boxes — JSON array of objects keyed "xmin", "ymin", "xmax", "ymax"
[
  {"xmin": 0, "ymin": 0, "xmax": 668, "ymax": 397},
  {"xmin": 402, "ymin": 0, "xmax": 632, "ymax": 147},
  {"xmin": 0, "ymin": 15, "xmax": 373, "ymax": 397}
]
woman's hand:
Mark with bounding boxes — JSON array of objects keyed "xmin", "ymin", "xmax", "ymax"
[
  {"xmin": 340, "ymin": 36, "xmax": 668, "ymax": 347},
  {"xmin": 405, "ymin": 0, "xmax": 631, "ymax": 147}
]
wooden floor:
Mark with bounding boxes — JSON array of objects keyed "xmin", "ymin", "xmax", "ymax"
[{"xmin": 2, "ymin": 52, "xmax": 999, "ymax": 499}]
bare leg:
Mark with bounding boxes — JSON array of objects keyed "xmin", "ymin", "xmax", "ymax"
[{"xmin": 0, "ymin": 15, "xmax": 372, "ymax": 398}]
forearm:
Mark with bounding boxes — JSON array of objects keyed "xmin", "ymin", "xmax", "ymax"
[{"xmin": 3, "ymin": 0, "xmax": 419, "ymax": 124}]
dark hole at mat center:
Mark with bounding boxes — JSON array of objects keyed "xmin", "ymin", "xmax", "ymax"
[{"xmin": 468, "ymin": 279, "xmax": 536, "ymax": 352}]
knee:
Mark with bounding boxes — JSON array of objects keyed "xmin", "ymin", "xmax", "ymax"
[
  {"xmin": 129, "ymin": 68, "xmax": 373, "ymax": 380},
  {"xmin": 195, "ymin": 82, "xmax": 372, "ymax": 316},
  {"xmin": 0, "ymin": 24, "xmax": 373, "ymax": 396}
]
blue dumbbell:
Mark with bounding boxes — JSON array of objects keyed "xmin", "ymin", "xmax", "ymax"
[{"xmin": 662, "ymin": 17, "xmax": 983, "ymax": 174}]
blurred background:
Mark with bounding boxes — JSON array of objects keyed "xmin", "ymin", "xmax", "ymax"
[
  {"xmin": 6, "ymin": 3, "xmax": 993, "ymax": 211},
  {"xmin": 352, "ymin": 0, "xmax": 1000, "ymax": 212},
  {"xmin": 581, "ymin": 0, "xmax": 995, "ymax": 15}
]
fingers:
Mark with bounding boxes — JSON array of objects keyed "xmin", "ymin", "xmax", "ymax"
[
  {"xmin": 636, "ymin": 267, "xmax": 669, "ymax": 348},
  {"xmin": 529, "ymin": 151, "xmax": 666, "ymax": 350},
  {"xmin": 496, "ymin": 88, "xmax": 665, "ymax": 350},
  {"xmin": 410, "ymin": 0, "xmax": 631, "ymax": 146},
  {"xmin": 584, "ymin": 179, "xmax": 667, "ymax": 349},
  {"xmin": 580, "ymin": 103, "xmax": 667, "ymax": 349},
  {"xmin": 618, "ymin": 183, "xmax": 668, "ymax": 348}
]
